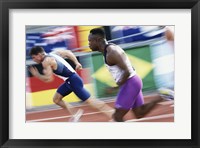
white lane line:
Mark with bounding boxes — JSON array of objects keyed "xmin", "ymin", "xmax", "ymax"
[
  {"xmin": 126, "ymin": 113, "xmax": 174, "ymax": 122},
  {"xmin": 26, "ymin": 108, "xmax": 63, "ymax": 114},
  {"xmin": 158, "ymin": 100, "xmax": 174, "ymax": 105},
  {"xmin": 26, "ymin": 110, "xmax": 115, "ymax": 122},
  {"xmin": 26, "ymin": 99, "xmax": 116, "ymax": 114}
]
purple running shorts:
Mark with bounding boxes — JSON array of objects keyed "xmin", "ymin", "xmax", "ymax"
[{"xmin": 115, "ymin": 75, "xmax": 144, "ymax": 110}]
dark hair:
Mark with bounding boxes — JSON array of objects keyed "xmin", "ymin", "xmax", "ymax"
[
  {"xmin": 29, "ymin": 46, "xmax": 45, "ymax": 56},
  {"xmin": 90, "ymin": 28, "xmax": 106, "ymax": 38}
]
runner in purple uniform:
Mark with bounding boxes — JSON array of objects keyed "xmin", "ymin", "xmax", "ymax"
[{"xmin": 88, "ymin": 28, "xmax": 164, "ymax": 122}]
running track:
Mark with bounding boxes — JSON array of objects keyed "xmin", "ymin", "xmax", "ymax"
[{"xmin": 26, "ymin": 95, "xmax": 174, "ymax": 122}]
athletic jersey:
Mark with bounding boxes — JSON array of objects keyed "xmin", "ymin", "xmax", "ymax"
[
  {"xmin": 103, "ymin": 43, "xmax": 136, "ymax": 83},
  {"xmin": 45, "ymin": 53, "xmax": 76, "ymax": 80}
]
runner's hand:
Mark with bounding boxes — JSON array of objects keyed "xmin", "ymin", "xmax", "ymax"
[
  {"xmin": 29, "ymin": 66, "xmax": 40, "ymax": 77},
  {"xmin": 75, "ymin": 63, "xmax": 82, "ymax": 71}
]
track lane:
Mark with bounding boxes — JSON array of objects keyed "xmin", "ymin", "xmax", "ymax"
[{"xmin": 26, "ymin": 97, "xmax": 174, "ymax": 122}]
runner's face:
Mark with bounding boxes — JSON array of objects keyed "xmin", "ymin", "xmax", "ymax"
[
  {"xmin": 31, "ymin": 53, "xmax": 43, "ymax": 63},
  {"xmin": 88, "ymin": 34, "xmax": 99, "ymax": 51}
]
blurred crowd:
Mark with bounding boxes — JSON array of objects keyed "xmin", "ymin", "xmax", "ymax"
[{"xmin": 26, "ymin": 26, "xmax": 173, "ymax": 58}]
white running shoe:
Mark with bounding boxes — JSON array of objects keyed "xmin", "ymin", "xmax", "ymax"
[
  {"xmin": 69, "ymin": 109, "xmax": 84, "ymax": 122},
  {"xmin": 158, "ymin": 88, "xmax": 174, "ymax": 100}
]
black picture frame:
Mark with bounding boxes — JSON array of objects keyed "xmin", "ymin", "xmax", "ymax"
[{"xmin": 0, "ymin": 0, "xmax": 199, "ymax": 148}]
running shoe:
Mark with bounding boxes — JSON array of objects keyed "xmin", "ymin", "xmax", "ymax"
[
  {"xmin": 69, "ymin": 109, "xmax": 84, "ymax": 122},
  {"xmin": 158, "ymin": 88, "xmax": 174, "ymax": 100}
]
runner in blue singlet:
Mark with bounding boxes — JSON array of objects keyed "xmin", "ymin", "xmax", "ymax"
[{"xmin": 29, "ymin": 46, "xmax": 114, "ymax": 122}]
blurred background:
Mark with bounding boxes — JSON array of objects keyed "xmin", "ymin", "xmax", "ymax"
[{"xmin": 26, "ymin": 25, "xmax": 174, "ymax": 110}]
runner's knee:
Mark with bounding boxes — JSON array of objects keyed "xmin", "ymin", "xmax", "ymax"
[
  {"xmin": 53, "ymin": 97, "xmax": 61, "ymax": 104},
  {"xmin": 53, "ymin": 93, "xmax": 63, "ymax": 104}
]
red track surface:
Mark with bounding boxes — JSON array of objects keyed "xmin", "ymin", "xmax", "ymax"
[{"xmin": 26, "ymin": 96, "xmax": 174, "ymax": 122}]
